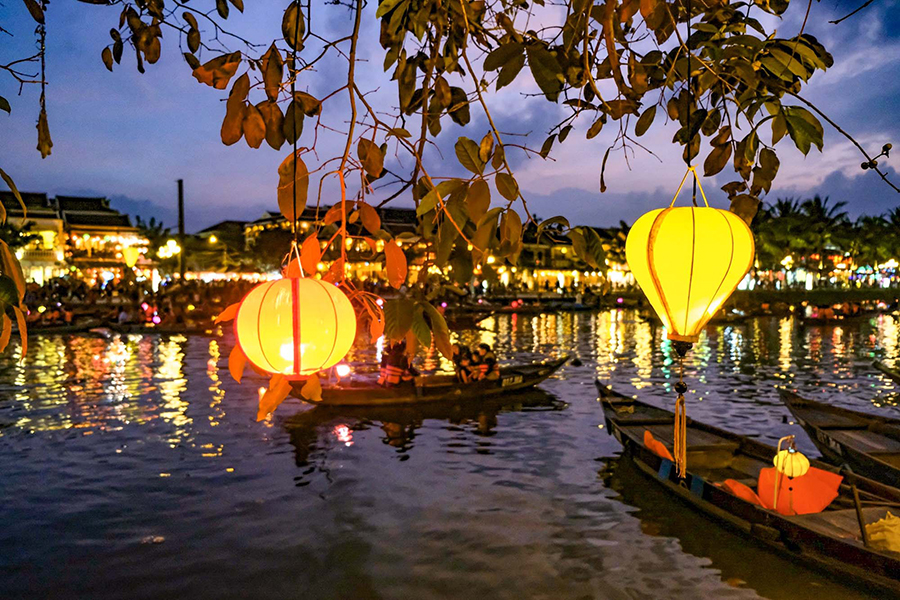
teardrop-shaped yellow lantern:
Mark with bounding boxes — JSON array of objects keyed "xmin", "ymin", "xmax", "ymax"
[
  {"xmin": 624, "ymin": 167, "xmax": 755, "ymax": 479},
  {"xmin": 625, "ymin": 169, "xmax": 755, "ymax": 343},
  {"xmin": 774, "ymin": 447, "xmax": 810, "ymax": 479}
]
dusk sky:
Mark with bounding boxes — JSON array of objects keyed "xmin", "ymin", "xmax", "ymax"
[{"xmin": 2, "ymin": 0, "xmax": 899, "ymax": 232}]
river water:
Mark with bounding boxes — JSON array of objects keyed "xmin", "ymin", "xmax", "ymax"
[{"xmin": 2, "ymin": 310, "xmax": 898, "ymax": 599}]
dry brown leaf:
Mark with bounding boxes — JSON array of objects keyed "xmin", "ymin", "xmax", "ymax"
[
  {"xmin": 384, "ymin": 242, "xmax": 407, "ymax": 289},
  {"xmin": 277, "ymin": 151, "xmax": 309, "ymax": 222},
  {"xmin": 228, "ymin": 345, "xmax": 247, "ymax": 383},
  {"xmin": 242, "ymin": 104, "xmax": 266, "ymax": 149},
  {"xmin": 214, "ymin": 302, "xmax": 240, "ymax": 324},
  {"xmin": 300, "ymin": 234, "xmax": 321, "ymax": 276}
]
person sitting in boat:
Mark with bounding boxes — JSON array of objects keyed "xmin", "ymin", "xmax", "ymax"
[
  {"xmin": 451, "ymin": 343, "xmax": 474, "ymax": 383},
  {"xmin": 473, "ymin": 343, "xmax": 500, "ymax": 380},
  {"xmin": 378, "ymin": 341, "xmax": 417, "ymax": 387}
]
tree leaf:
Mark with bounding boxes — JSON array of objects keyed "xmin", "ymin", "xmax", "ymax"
[
  {"xmin": 277, "ymin": 151, "xmax": 309, "ymax": 222},
  {"xmin": 420, "ymin": 301, "xmax": 452, "ymax": 359},
  {"xmin": 0, "ymin": 314, "xmax": 10, "ymax": 353},
  {"xmin": 187, "ymin": 28, "xmax": 201, "ymax": 54},
  {"xmin": 257, "ymin": 374, "xmax": 292, "ymax": 420},
  {"xmin": 36, "ymin": 109, "xmax": 52, "ymax": 158},
  {"xmin": 282, "ymin": 101, "xmax": 304, "ymax": 145},
  {"xmin": 299, "ymin": 234, "xmax": 320, "ymax": 275},
  {"xmin": 384, "ymin": 241, "xmax": 407, "ymax": 289},
  {"xmin": 484, "ymin": 42, "xmax": 524, "ymax": 71},
  {"xmin": 300, "ymin": 373, "xmax": 322, "ymax": 402},
  {"xmin": 102, "ymin": 47, "xmax": 114, "ymax": 72},
  {"xmin": 257, "ymin": 100, "xmax": 285, "ymax": 150},
  {"xmin": 730, "ymin": 194, "xmax": 760, "ymax": 225},
  {"xmin": 358, "ymin": 138, "xmax": 384, "ymax": 178},
  {"xmin": 635, "ymin": 106, "xmax": 656, "ymax": 136},
  {"xmin": 526, "ymin": 45, "xmax": 563, "ymax": 101},
  {"xmin": 479, "ymin": 132, "xmax": 495, "ymax": 163},
  {"xmin": 228, "ymin": 345, "xmax": 246, "ymax": 383},
  {"xmin": 0, "ymin": 241, "xmax": 26, "ymax": 303},
  {"xmin": 183, "ymin": 12, "xmax": 199, "ymax": 30},
  {"xmin": 703, "ymin": 143, "xmax": 732, "ymax": 176},
  {"xmin": 23, "ymin": 0, "xmax": 44, "ymax": 24},
  {"xmin": 292, "ymin": 91, "xmax": 322, "ymax": 116},
  {"xmin": 192, "ymin": 51, "xmax": 241, "ymax": 89},
  {"xmin": 384, "ymin": 298, "xmax": 415, "ymax": 340},
  {"xmin": 228, "ymin": 0, "xmax": 244, "ymax": 13},
  {"xmin": 261, "ymin": 43, "xmax": 283, "ymax": 102},
  {"xmin": 586, "ymin": 116, "xmax": 605, "ymax": 139},
  {"xmin": 242, "ymin": 104, "xmax": 266, "ymax": 149},
  {"xmin": 454, "ymin": 137, "xmax": 484, "ymax": 174},
  {"xmin": 0, "ymin": 167, "xmax": 26, "ymax": 219},
  {"xmin": 215, "ymin": 0, "xmax": 229, "ymax": 19},
  {"xmin": 500, "ymin": 209, "xmax": 523, "ymax": 244},
  {"xmin": 466, "ymin": 179, "xmax": 490, "ymax": 222},
  {"xmin": 282, "ymin": 2, "xmax": 305, "ymax": 51},
  {"xmin": 359, "ymin": 202, "xmax": 381, "ymax": 235},
  {"xmin": 221, "ymin": 100, "xmax": 244, "ymax": 145},
  {"xmin": 215, "ymin": 302, "xmax": 240, "ymax": 324},
  {"xmin": 495, "ymin": 172, "xmax": 519, "ymax": 201},
  {"xmin": 540, "ymin": 134, "xmax": 556, "ymax": 158},
  {"xmin": 411, "ymin": 306, "xmax": 432, "ymax": 348}
]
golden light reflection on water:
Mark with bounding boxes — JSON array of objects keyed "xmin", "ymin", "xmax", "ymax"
[{"xmin": 778, "ymin": 317, "xmax": 793, "ymax": 373}]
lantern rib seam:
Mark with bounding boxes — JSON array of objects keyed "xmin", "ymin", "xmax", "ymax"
[
  {"xmin": 646, "ymin": 209, "xmax": 678, "ymax": 333},
  {"xmin": 683, "ymin": 206, "xmax": 697, "ymax": 336},
  {"xmin": 292, "ymin": 278, "xmax": 301, "ymax": 377},
  {"xmin": 256, "ymin": 282, "xmax": 276, "ymax": 372},
  {"xmin": 696, "ymin": 209, "xmax": 736, "ymax": 336},
  {"xmin": 318, "ymin": 281, "xmax": 341, "ymax": 371}
]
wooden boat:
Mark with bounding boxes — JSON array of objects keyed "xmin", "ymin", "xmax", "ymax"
[
  {"xmin": 292, "ymin": 356, "xmax": 568, "ymax": 406},
  {"xmin": 15, "ymin": 319, "xmax": 100, "ymax": 336},
  {"xmin": 598, "ymin": 380, "xmax": 900, "ymax": 595},
  {"xmin": 874, "ymin": 360, "xmax": 900, "ymax": 384},
  {"xmin": 780, "ymin": 389, "xmax": 900, "ymax": 489}
]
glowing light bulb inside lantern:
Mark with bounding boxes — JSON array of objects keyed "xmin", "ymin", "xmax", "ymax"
[{"xmin": 335, "ymin": 364, "xmax": 351, "ymax": 378}]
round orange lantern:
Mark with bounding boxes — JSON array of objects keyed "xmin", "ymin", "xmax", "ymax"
[{"xmin": 234, "ymin": 277, "xmax": 356, "ymax": 379}]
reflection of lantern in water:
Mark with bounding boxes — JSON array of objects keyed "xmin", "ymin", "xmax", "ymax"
[{"xmin": 234, "ymin": 277, "xmax": 356, "ymax": 379}]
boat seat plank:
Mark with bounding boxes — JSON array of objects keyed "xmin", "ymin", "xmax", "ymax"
[
  {"xmin": 828, "ymin": 429, "xmax": 900, "ymax": 453},
  {"xmin": 790, "ymin": 507, "xmax": 892, "ymax": 542},
  {"xmin": 641, "ymin": 423, "xmax": 736, "ymax": 449},
  {"xmin": 867, "ymin": 452, "xmax": 900, "ymax": 468}
]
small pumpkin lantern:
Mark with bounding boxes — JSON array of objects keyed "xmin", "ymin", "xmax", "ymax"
[
  {"xmin": 772, "ymin": 435, "xmax": 811, "ymax": 509},
  {"xmin": 234, "ymin": 277, "xmax": 356, "ymax": 379}
]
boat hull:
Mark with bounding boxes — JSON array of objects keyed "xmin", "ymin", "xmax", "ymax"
[
  {"xmin": 599, "ymin": 381, "xmax": 900, "ymax": 596},
  {"xmin": 297, "ymin": 356, "xmax": 568, "ymax": 406}
]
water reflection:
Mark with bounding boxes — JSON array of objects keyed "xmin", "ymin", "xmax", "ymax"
[
  {"xmin": 4, "ymin": 310, "xmax": 900, "ymax": 600},
  {"xmin": 283, "ymin": 389, "xmax": 567, "ymax": 477}
]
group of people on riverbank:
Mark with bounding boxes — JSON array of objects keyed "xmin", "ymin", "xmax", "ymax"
[
  {"xmin": 377, "ymin": 341, "xmax": 500, "ymax": 387},
  {"xmin": 21, "ymin": 277, "xmax": 256, "ymax": 330}
]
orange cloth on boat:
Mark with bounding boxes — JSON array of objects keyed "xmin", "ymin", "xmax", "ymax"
[
  {"xmin": 720, "ymin": 479, "xmax": 764, "ymax": 507},
  {"xmin": 757, "ymin": 466, "xmax": 842, "ymax": 516},
  {"xmin": 643, "ymin": 430, "xmax": 675, "ymax": 462}
]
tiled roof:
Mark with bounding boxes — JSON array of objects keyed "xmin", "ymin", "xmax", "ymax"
[
  {"xmin": 64, "ymin": 212, "xmax": 134, "ymax": 228},
  {"xmin": 56, "ymin": 195, "xmax": 113, "ymax": 213}
]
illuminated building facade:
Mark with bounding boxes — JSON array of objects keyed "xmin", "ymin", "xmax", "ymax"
[{"xmin": 0, "ymin": 192, "xmax": 66, "ymax": 285}]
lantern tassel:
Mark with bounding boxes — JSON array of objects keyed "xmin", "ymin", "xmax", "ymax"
[{"xmin": 674, "ymin": 392, "xmax": 687, "ymax": 479}]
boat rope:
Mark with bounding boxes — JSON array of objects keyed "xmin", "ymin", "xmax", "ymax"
[{"xmin": 674, "ymin": 358, "xmax": 687, "ymax": 479}]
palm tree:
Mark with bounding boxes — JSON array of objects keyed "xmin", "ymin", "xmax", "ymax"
[
  {"xmin": 0, "ymin": 220, "xmax": 40, "ymax": 251},
  {"xmin": 800, "ymin": 195, "xmax": 849, "ymax": 277}
]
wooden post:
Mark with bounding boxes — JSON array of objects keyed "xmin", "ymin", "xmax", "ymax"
[
  {"xmin": 851, "ymin": 483, "xmax": 870, "ymax": 547},
  {"xmin": 177, "ymin": 179, "xmax": 185, "ymax": 280}
]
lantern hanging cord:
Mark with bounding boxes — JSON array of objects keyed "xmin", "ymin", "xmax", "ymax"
[
  {"xmin": 290, "ymin": 7, "xmax": 301, "ymax": 247},
  {"xmin": 674, "ymin": 357, "xmax": 688, "ymax": 479},
  {"xmin": 685, "ymin": 0, "xmax": 693, "ymax": 172}
]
